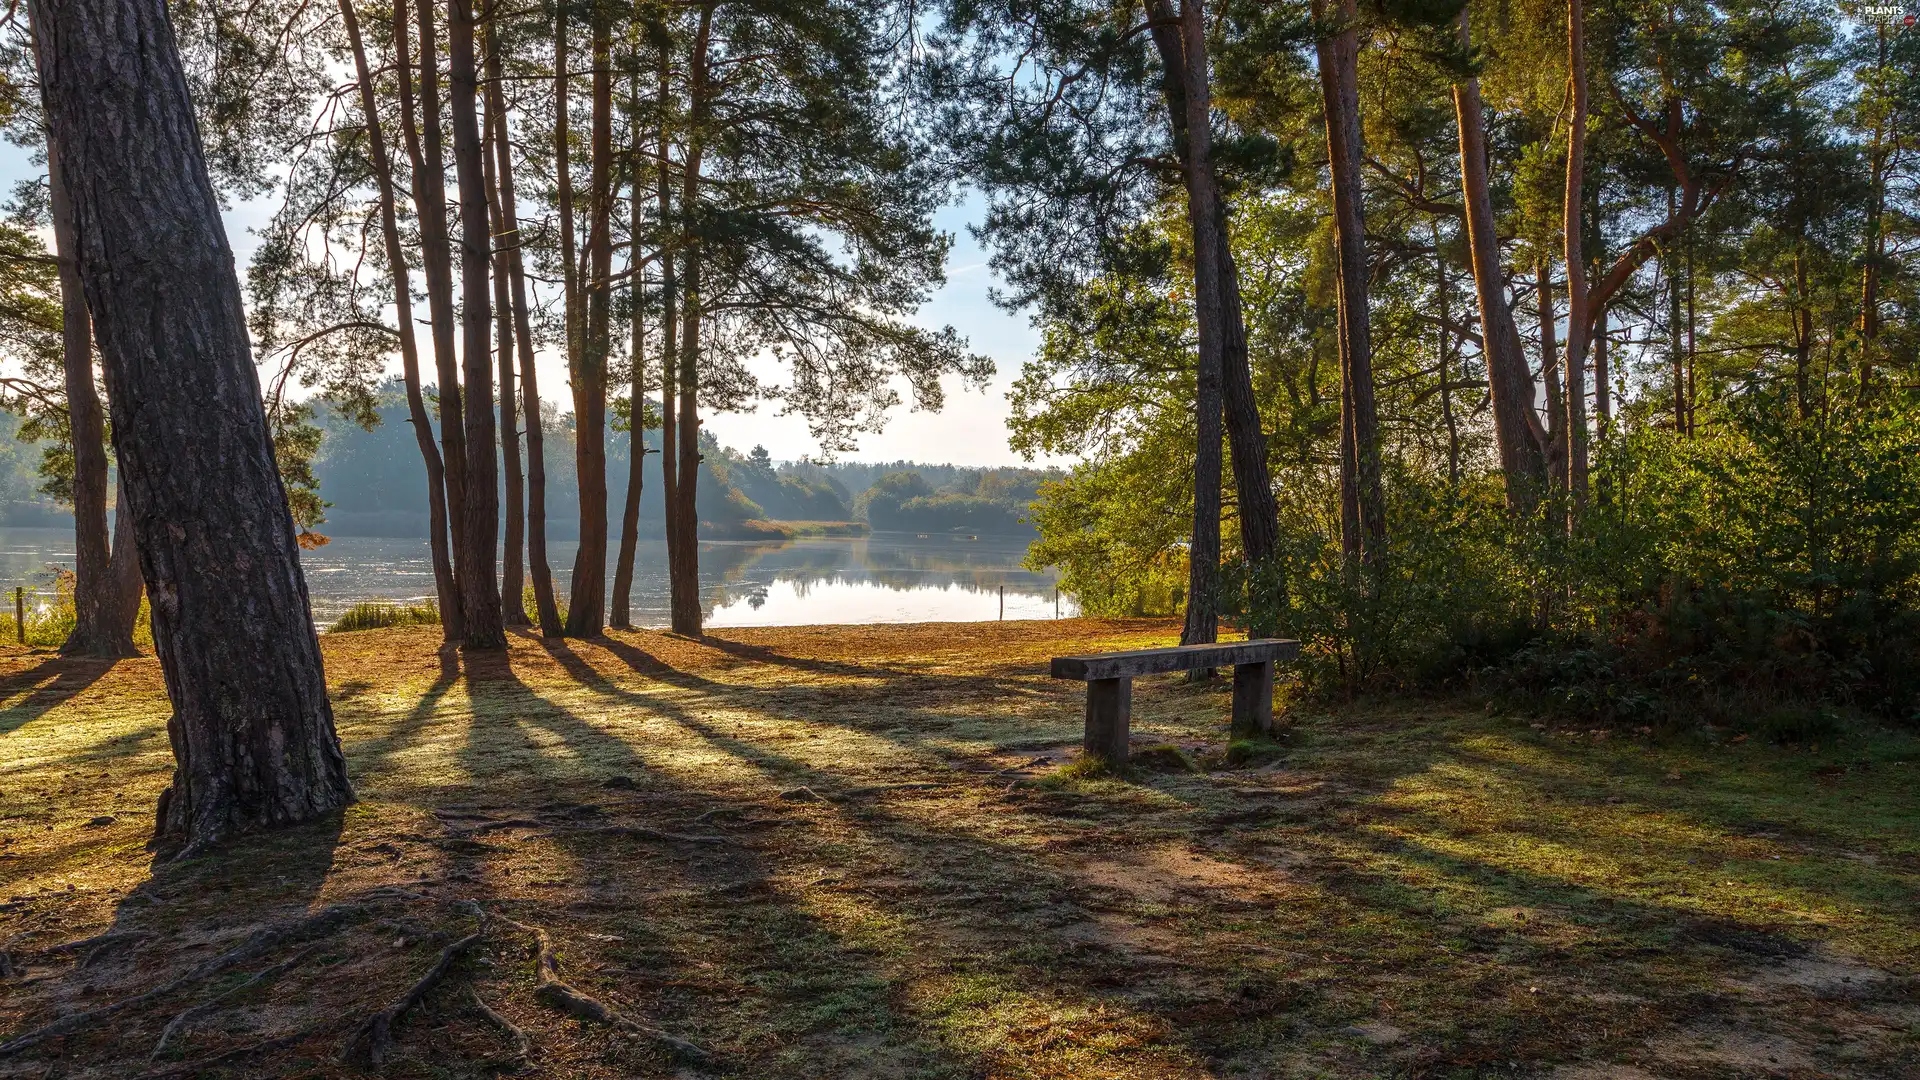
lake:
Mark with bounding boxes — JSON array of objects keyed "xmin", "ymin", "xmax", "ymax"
[{"xmin": 0, "ymin": 526, "xmax": 1076, "ymax": 628}]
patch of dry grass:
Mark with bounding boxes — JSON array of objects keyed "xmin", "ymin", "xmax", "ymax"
[{"xmin": 0, "ymin": 619, "xmax": 1915, "ymax": 1078}]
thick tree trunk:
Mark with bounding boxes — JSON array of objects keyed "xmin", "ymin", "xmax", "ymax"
[
  {"xmin": 446, "ymin": 0, "xmax": 503, "ymax": 648},
  {"xmin": 489, "ymin": 58, "xmax": 561, "ymax": 636},
  {"xmin": 481, "ymin": 29, "xmax": 526, "ymax": 626},
  {"xmin": 47, "ymin": 137, "xmax": 133, "ymax": 658},
  {"xmin": 341, "ymin": 0, "xmax": 460, "ymax": 641},
  {"xmin": 403, "ymin": 0, "xmax": 469, "ymax": 587},
  {"xmin": 668, "ymin": 5, "xmax": 714, "ymax": 638},
  {"xmin": 565, "ymin": 8, "xmax": 615, "ymax": 637},
  {"xmin": 1316, "ymin": 0, "xmax": 1384, "ymax": 570},
  {"xmin": 1561, "ymin": 0, "xmax": 1589, "ymax": 514},
  {"xmin": 34, "ymin": 0, "xmax": 352, "ymax": 852},
  {"xmin": 1452, "ymin": 5, "xmax": 1547, "ymax": 507}
]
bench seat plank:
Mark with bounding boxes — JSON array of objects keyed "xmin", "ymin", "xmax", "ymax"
[{"xmin": 1051, "ymin": 639, "xmax": 1300, "ymax": 682}]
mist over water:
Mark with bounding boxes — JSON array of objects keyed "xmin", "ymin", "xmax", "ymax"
[{"xmin": 0, "ymin": 527, "xmax": 1075, "ymax": 628}]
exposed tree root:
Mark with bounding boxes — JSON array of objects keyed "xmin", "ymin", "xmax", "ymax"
[
  {"xmin": 341, "ymin": 925, "xmax": 484, "ymax": 1066},
  {"xmin": 469, "ymin": 986, "xmax": 533, "ymax": 1068},
  {"xmin": 498, "ymin": 917, "xmax": 708, "ymax": 1063},
  {"xmin": 136, "ymin": 1018, "xmax": 345, "ymax": 1080},
  {"xmin": 49, "ymin": 928, "xmax": 155, "ymax": 957},
  {"xmin": 150, "ymin": 944, "xmax": 319, "ymax": 1058},
  {"xmin": 0, "ymin": 900, "xmax": 368, "ymax": 1059}
]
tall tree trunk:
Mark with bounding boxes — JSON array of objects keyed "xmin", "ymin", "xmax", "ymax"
[
  {"xmin": 610, "ymin": 66, "xmax": 660, "ymax": 631},
  {"xmin": 489, "ymin": 53, "xmax": 561, "ymax": 636},
  {"xmin": 1433, "ymin": 219, "xmax": 1461, "ymax": 488},
  {"xmin": 659, "ymin": 249, "xmax": 679, "ymax": 624},
  {"xmin": 1452, "ymin": 4, "xmax": 1547, "ymax": 506},
  {"xmin": 566, "ymin": 3, "xmax": 615, "ymax": 637},
  {"xmin": 47, "ymin": 137, "xmax": 132, "ymax": 658},
  {"xmin": 403, "ymin": 0, "xmax": 469, "ymax": 588},
  {"xmin": 1561, "ymin": 0, "xmax": 1589, "ymax": 515},
  {"xmin": 668, "ymin": 5, "xmax": 714, "ymax": 638},
  {"xmin": 1140, "ymin": 1, "xmax": 1220, "ymax": 647},
  {"xmin": 1664, "ymin": 185, "xmax": 1686, "ymax": 433},
  {"xmin": 1588, "ymin": 181, "xmax": 1610, "ymax": 437},
  {"xmin": 1315, "ymin": 0, "xmax": 1384, "ymax": 570},
  {"xmin": 340, "ymin": 0, "xmax": 460, "ymax": 642},
  {"xmin": 447, "ymin": 0, "xmax": 504, "ymax": 647},
  {"xmin": 34, "ymin": 0, "xmax": 352, "ymax": 853},
  {"xmin": 1858, "ymin": 23, "xmax": 1889, "ymax": 393},
  {"xmin": 1539, "ymin": 261, "xmax": 1565, "ymax": 470},
  {"xmin": 108, "ymin": 469, "xmax": 141, "ymax": 639},
  {"xmin": 1145, "ymin": 0, "xmax": 1278, "ymax": 574},
  {"xmin": 655, "ymin": 173, "xmax": 682, "ymax": 633},
  {"xmin": 481, "ymin": 26, "xmax": 526, "ymax": 626}
]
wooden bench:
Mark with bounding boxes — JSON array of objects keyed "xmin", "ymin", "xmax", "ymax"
[{"xmin": 1050, "ymin": 639, "xmax": 1301, "ymax": 767}]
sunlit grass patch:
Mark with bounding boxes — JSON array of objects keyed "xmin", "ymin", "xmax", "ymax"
[{"xmin": 0, "ymin": 620, "xmax": 1914, "ymax": 1079}]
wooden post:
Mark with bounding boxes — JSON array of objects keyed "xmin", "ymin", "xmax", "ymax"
[
  {"xmin": 1231, "ymin": 660, "xmax": 1273, "ymax": 738},
  {"xmin": 1083, "ymin": 676, "xmax": 1131, "ymax": 768},
  {"xmin": 998, "ymin": 585, "xmax": 1004, "ymax": 620},
  {"xmin": 1054, "ymin": 588, "xmax": 1059, "ymax": 618},
  {"xmin": 13, "ymin": 587, "xmax": 22, "ymax": 644}
]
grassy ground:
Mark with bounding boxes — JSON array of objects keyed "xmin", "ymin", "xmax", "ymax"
[{"xmin": 0, "ymin": 619, "xmax": 1914, "ymax": 1079}]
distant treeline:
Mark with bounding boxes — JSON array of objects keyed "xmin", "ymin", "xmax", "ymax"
[
  {"xmin": 304, "ymin": 387, "xmax": 1059, "ymax": 540},
  {"xmin": 0, "ymin": 412, "xmax": 80, "ymax": 527},
  {"xmin": 0, "ymin": 399, "xmax": 1064, "ymax": 542}
]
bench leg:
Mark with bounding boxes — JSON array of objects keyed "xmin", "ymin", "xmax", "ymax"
[
  {"xmin": 1231, "ymin": 661, "xmax": 1273, "ymax": 738},
  {"xmin": 1083, "ymin": 676, "xmax": 1131, "ymax": 768}
]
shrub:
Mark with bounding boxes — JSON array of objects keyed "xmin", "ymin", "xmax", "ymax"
[{"xmin": 328, "ymin": 600, "xmax": 442, "ymax": 633}]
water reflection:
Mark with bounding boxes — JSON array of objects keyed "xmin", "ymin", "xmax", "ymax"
[{"xmin": 0, "ymin": 526, "xmax": 1075, "ymax": 627}]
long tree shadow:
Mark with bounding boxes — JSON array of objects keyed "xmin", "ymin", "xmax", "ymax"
[
  {"xmin": 344, "ymin": 645, "xmax": 461, "ymax": 776},
  {"xmin": 0, "ymin": 657, "xmax": 117, "ymax": 736}
]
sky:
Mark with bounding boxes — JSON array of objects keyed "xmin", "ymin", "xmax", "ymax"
[{"xmin": 0, "ymin": 146, "xmax": 1062, "ymax": 470}]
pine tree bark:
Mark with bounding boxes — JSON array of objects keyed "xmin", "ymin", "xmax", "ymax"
[
  {"xmin": 446, "ymin": 0, "xmax": 504, "ymax": 648},
  {"xmin": 668, "ymin": 5, "xmax": 715, "ymax": 638},
  {"xmin": 1451, "ymin": 5, "xmax": 1547, "ymax": 507},
  {"xmin": 1538, "ymin": 263, "xmax": 1569, "ymax": 496},
  {"xmin": 108, "ymin": 469, "xmax": 141, "ymax": 637},
  {"xmin": 1859, "ymin": 24, "xmax": 1889, "ymax": 394},
  {"xmin": 610, "ymin": 66, "xmax": 663, "ymax": 631},
  {"xmin": 565, "ymin": 4, "xmax": 615, "ymax": 637},
  {"xmin": 489, "ymin": 54, "xmax": 561, "ymax": 636},
  {"xmin": 340, "ymin": 0, "xmax": 460, "ymax": 641},
  {"xmin": 1561, "ymin": 0, "xmax": 1590, "ymax": 513},
  {"xmin": 33, "ymin": 0, "xmax": 352, "ymax": 852},
  {"xmin": 401, "ymin": 0, "xmax": 470, "ymax": 591},
  {"xmin": 1145, "ymin": 0, "xmax": 1278, "ymax": 582},
  {"xmin": 481, "ymin": 28, "xmax": 526, "ymax": 626},
  {"xmin": 46, "ymin": 133, "xmax": 133, "ymax": 658},
  {"xmin": 1315, "ymin": 0, "xmax": 1385, "ymax": 571}
]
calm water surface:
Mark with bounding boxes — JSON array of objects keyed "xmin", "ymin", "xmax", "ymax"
[{"xmin": 0, "ymin": 526, "xmax": 1075, "ymax": 627}]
